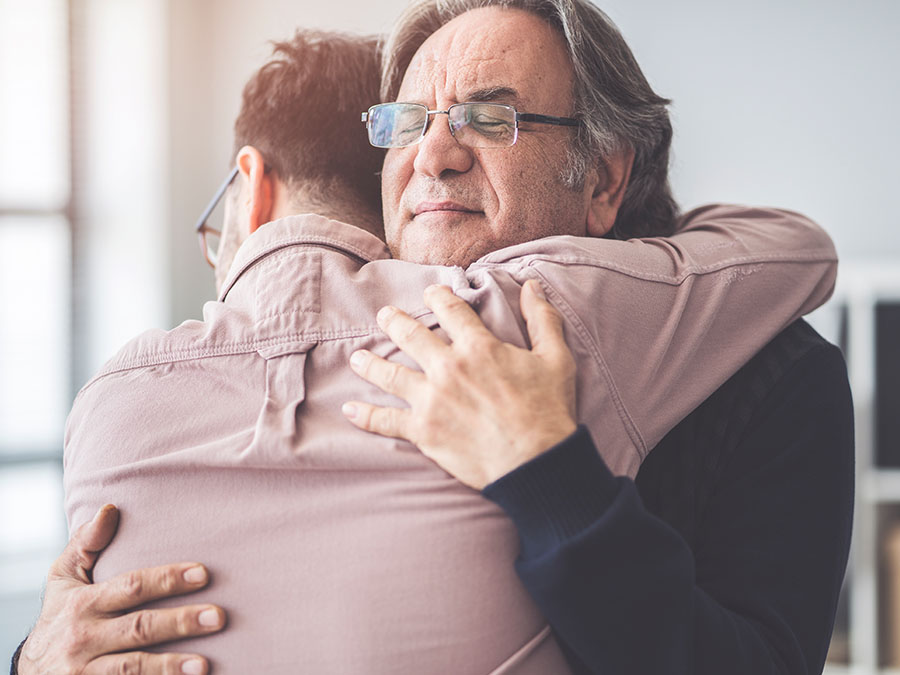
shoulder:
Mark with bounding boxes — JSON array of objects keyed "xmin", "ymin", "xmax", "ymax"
[
  {"xmin": 79, "ymin": 320, "xmax": 212, "ymax": 393},
  {"xmin": 636, "ymin": 320, "xmax": 852, "ymax": 543},
  {"xmin": 650, "ymin": 319, "xmax": 846, "ymax": 454},
  {"xmin": 78, "ymin": 298, "xmax": 264, "ymax": 395},
  {"xmin": 708, "ymin": 319, "xmax": 847, "ymax": 436}
]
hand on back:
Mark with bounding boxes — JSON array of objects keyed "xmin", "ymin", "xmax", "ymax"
[{"xmin": 18, "ymin": 505, "xmax": 225, "ymax": 675}]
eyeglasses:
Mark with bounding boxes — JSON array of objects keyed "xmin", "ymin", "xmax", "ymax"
[
  {"xmin": 194, "ymin": 165, "xmax": 238, "ymax": 268},
  {"xmin": 361, "ymin": 102, "xmax": 580, "ymax": 149}
]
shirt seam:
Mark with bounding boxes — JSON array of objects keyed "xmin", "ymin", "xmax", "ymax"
[
  {"xmin": 220, "ymin": 235, "xmax": 381, "ymax": 301},
  {"xmin": 81, "ymin": 308, "xmax": 438, "ymax": 396},
  {"xmin": 472, "ymin": 248, "xmax": 836, "ymax": 286},
  {"xmin": 79, "ymin": 327, "xmax": 388, "ymax": 394},
  {"xmin": 534, "ymin": 271, "xmax": 648, "ymax": 461}
]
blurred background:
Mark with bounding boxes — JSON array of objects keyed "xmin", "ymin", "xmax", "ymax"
[{"xmin": 1, "ymin": 0, "xmax": 897, "ymax": 671}]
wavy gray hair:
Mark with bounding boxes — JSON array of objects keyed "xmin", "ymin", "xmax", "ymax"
[{"xmin": 381, "ymin": 0, "xmax": 678, "ymax": 239}]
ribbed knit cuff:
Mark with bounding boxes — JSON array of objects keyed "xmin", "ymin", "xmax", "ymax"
[{"xmin": 482, "ymin": 425, "xmax": 622, "ymax": 559}]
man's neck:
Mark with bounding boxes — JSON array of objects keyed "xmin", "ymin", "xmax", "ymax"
[{"xmin": 287, "ymin": 180, "xmax": 384, "ymax": 241}]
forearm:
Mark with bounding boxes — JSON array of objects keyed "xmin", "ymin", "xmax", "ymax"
[
  {"xmin": 485, "ymin": 436, "xmax": 789, "ymax": 674},
  {"xmin": 484, "ymin": 427, "xmax": 695, "ymax": 674},
  {"xmin": 473, "ymin": 204, "xmax": 838, "ymax": 466}
]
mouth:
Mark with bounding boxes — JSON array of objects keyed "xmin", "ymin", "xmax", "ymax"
[{"xmin": 413, "ymin": 201, "xmax": 482, "ymax": 217}]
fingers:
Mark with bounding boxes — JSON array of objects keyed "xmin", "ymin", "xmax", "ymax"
[
  {"xmin": 91, "ymin": 563, "xmax": 213, "ymax": 613},
  {"xmin": 520, "ymin": 279, "xmax": 569, "ymax": 363},
  {"xmin": 84, "ymin": 651, "xmax": 209, "ymax": 675},
  {"xmin": 422, "ymin": 285, "xmax": 494, "ymax": 344},
  {"xmin": 50, "ymin": 504, "xmax": 120, "ymax": 584},
  {"xmin": 349, "ymin": 349, "xmax": 424, "ymax": 400},
  {"xmin": 342, "ymin": 400, "xmax": 412, "ymax": 442},
  {"xmin": 101, "ymin": 605, "xmax": 225, "ymax": 654},
  {"xmin": 79, "ymin": 504, "xmax": 121, "ymax": 552},
  {"xmin": 375, "ymin": 303, "xmax": 451, "ymax": 369}
]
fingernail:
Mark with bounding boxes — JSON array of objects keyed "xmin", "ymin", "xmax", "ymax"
[
  {"xmin": 342, "ymin": 403, "xmax": 358, "ymax": 420},
  {"xmin": 349, "ymin": 350, "xmax": 366, "ymax": 369},
  {"xmin": 528, "ymin": 280, "xmax": 546, "ymax": 300},
  {"xmin": 182, "ymin": 658, "xmax": 205, "ymax": 675},
  {"xmin": 198, "ymin": 608, "xmax": 222, "ymax": 628},
  {"xmin": 183, "ymin": 565, "xmax": 207, "ymax": 584},
  {"xmin": 376, "ymin": 306, "xmax": 395, "ymax": 323},
  {"xmin": 91, "ymin": 504, "xmax": 112, "ymax": 524}
]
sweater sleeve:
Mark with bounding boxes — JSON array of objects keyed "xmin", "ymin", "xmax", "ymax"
[{"xmin": 482, "ymin": 343, "xmax": 854, "ymax": 675}]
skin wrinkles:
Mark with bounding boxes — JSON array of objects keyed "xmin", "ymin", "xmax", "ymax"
[{"xmin": 381, "ymin": 6, "xmax": 603, "ymax": 268}]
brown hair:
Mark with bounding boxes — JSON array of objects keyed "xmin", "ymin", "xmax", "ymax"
[
  {"xmin": 233, "ymin": 30, "xmax": 384, "ymax": 221},
  {"xmin": 382, "ymin": 0, "xmax": 678, "ymax": 239}
]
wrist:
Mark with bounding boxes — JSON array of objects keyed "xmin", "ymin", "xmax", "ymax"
[
  {"xmin": 483, "ymin": 425, "xmax": 620, "ymax": 558},
  {"xmin": 486, "ymin": 418, "xmax": 578, "ymax": 485}
]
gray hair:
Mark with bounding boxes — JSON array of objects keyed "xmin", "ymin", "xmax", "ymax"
[{"xmin": 381, "ymin": 0, "xmax": 678, "ymax": 239}]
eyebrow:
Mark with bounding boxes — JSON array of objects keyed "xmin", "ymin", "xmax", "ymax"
[{"xmin": 462, "ymin": 86, "xmax": 522, "ymax": 105}]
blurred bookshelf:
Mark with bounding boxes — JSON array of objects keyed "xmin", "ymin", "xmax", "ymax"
[{"xmin": 810, "ymin": 261, "xmax": 900, "ymax": 675}]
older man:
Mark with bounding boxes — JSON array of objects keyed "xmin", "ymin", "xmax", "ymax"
[
  {"xmin": 346, "ymin": 1, "xmax": 853, "ymax": 674},
  {"xmin": 16, "ymin": 9, "xmax": 846, "ymax": 675}
]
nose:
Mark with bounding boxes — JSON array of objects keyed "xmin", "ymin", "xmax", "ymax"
[{"xmin": 412, "ymin": 111, "xmax": 474, "ymax": 178}]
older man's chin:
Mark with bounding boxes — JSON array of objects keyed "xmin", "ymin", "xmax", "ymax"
[
  {"xmin": 388, "ymin": 216, "xmax": 499, "ymax": 268},
  {"xmin": 394, "ymin": 239, "xmax": 503, "ymax": 268}
]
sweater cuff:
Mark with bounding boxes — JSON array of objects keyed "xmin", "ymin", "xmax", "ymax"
[{"xmin": 482, "ymin": 425, "xmax": 622, "ymax": 558}]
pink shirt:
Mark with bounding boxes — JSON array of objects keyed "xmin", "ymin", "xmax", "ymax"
[{"xmin": 64, "ymin": 205, "xmax": 836, "ymax": 673}]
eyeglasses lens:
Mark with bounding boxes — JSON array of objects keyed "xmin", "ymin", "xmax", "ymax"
[
  {"xmin": 368, "ymin": 103, "xmax": 427, "ymax": 148},
  {"xmin": 203, "ymin": 228, "xmax": 222, "ymax": 268},
  {"xmin": 368, "ymin": 103, "xmax": 518, "ymax": 149},
  {"xmin": 449, "ymin": 103, "xmax": 517, "ymax": 148}
]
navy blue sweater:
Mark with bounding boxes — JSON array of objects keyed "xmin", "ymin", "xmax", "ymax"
[{"xmin": 483, "ymin": 320, "xmax": 854, "ymax": 674}]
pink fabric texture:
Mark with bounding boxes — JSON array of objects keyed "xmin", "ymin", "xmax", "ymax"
[{"xmin": 64, "ymin": 205, "xmax": 836, "ymax": 673}]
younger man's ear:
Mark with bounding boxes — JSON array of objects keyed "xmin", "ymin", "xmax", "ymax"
[
  {"xmin": 585, "ymin": 148, "xmax": 634, "ymax": 237},
  {"xmin": 235, "ymin": 145, "xmax": 273, "ymax": 234}
]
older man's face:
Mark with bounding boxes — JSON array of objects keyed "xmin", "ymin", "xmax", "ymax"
[{"xmin": 381, "ymin": 7, "xmax": 599, "ymax": 266}]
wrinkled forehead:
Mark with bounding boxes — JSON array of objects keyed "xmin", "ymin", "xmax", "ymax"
[{"xmin": 397, "ymin": 7, "xmax": 574, "ymax": 111}]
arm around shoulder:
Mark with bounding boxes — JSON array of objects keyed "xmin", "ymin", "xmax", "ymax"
[{"xmin": 522, "ymin": 204, "xmax": 840, "ymax": 463}]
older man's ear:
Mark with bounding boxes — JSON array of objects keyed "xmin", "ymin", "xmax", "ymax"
[{"xmin": 585, "ymin": 149, "xmax": 634, "ymax": 237}]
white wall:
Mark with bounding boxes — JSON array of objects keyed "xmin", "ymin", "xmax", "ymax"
[
  {"xmin": 168, "ymin": 0, "xmax": 899, "ymax": 324},
  {"xmin": 600, "ymin": 0, "xmax": 900, "ymax": 263},
  {"xmin": 74, "ymin": 0, "xmax": 169, "ymax": 384}
]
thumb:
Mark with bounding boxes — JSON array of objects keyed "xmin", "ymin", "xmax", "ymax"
[
  {"xmin": 50, "ymin": 504, "xmax": 120, "ymax": 584},
  {"xmin": 520, "ymin": 280, "xmax": 567, "ymax": 360}
]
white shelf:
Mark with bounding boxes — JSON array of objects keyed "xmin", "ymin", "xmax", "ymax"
[
  {"xmin": 864, "ymin": 470, "xmax": 900, "ymax": 504},
  {"xmin": 823, "ymin": 665, "xmax": 849, "ymax": 675},
  {"xmin": 836, "ymin": 261, "xmax": 900, "ymax": 300},
  {"xmin": 824, "ymin": 665, "xmax": 900, "ymax": 675},
  {"xmin": 821, "ymin": 264, "xmax": 900, "ymax": 672}
]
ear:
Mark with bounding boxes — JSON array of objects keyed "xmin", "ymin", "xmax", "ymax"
[
  {"xmin": 235, "ymin": 145, "xmax": 274, "ymax": 234},
  {"xmin": 585, "ymin": 148, "xmax": 635, "ymax": 237}
]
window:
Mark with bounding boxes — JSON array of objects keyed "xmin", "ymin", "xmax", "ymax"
[{"xmin": 0, "ymin": 0, "xmax": 72, "ymax": 657}]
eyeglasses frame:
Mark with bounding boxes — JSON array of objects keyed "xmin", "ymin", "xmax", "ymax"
[
  {"xmin": 360, "ymin": 102, "xmax": 581, "ymax": 149},
  {"xmin": 194, "ymin": 165, "xmax": 239, "ymax": 268}
]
